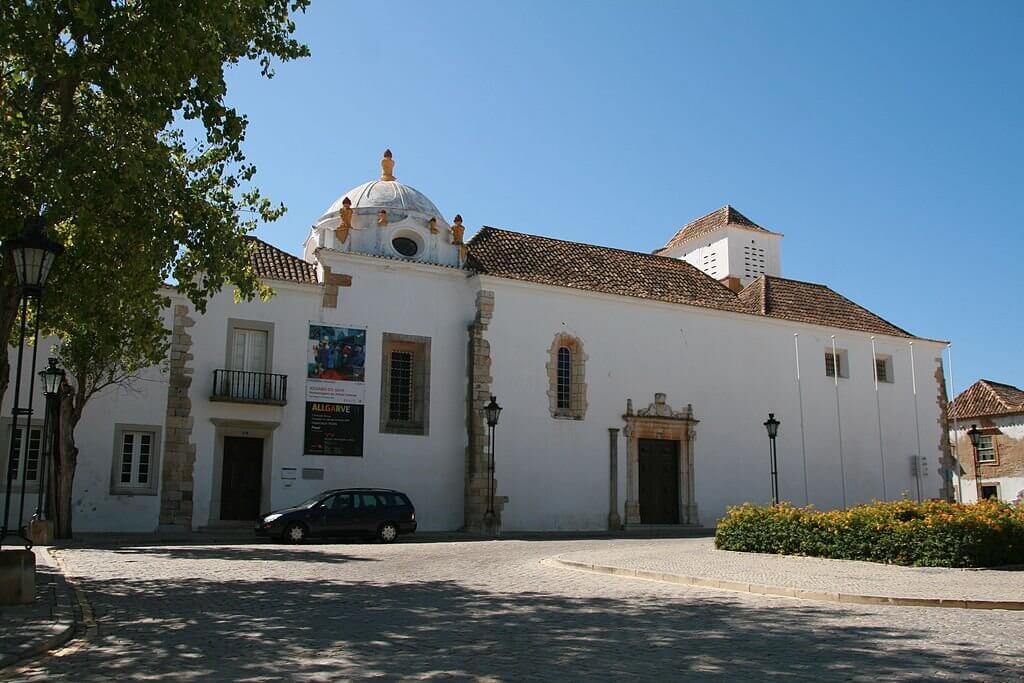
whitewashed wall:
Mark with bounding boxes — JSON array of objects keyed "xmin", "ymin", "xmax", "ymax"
[
  {"xmin": 481, "ymin": 276, "xmax": 948, "ymax": 531},
  {"xmin": 0, "ymin": 301, "xmax": 175, "ymax": 533},
  {"xmin": 187, "ymin": 251, "xmax": 475, "ymax": 531}
]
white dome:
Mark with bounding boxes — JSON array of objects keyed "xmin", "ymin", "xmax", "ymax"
[{"xmin": 319, "ymin": 179, "xmax": 446, "ymax": 226}]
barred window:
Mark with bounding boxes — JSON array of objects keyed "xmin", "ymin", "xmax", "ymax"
[
  {"xmin": 380, "ymin": 333, "xmax": 431, "ymax": 435},
  {"xmin": 388, "ymin": 351, "xmax": 414, "ymax": 422},
  {"xmin": 556, "ymin": 347, "xmax": 572, "ymax": 409},
  {"xmin": 825, "ymin": 352, "xmax": 840, "ymax": 378}
]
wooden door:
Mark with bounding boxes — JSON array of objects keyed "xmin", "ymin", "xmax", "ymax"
[
  {"xmin": 220, "ymin": 436, "xmax": 263, "ymax": 520},
  {"xmin": 638, "ymin": 439, "xmax": 680, "ymax": 524}
]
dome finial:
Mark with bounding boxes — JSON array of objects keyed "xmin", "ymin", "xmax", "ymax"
[{"xmin": 381, "ymin": 149, "xmax": 396, "ymax": 181}]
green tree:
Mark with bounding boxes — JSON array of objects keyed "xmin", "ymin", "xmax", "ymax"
[{"xmin": 1, "ymin": 1, "xmax": 310, "ymax": 537}]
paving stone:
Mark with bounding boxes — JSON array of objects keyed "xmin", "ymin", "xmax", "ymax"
[{"xmin": 5, "ymin": 539, "xmax": 1024, "ymax": 681}]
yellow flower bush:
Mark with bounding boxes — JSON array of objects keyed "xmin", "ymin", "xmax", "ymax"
[{"xmin": 714, "ymin": 499, "xmax": 1024, "ymax": 567}]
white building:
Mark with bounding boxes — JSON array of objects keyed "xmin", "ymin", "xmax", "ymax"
[
  {"xmin": 948, "ymin": 379, "xmax": 1024, "ymax": 505},
  {"xmin": 1, "ymin": 151, "xmax": 954, "ymax": 534}
]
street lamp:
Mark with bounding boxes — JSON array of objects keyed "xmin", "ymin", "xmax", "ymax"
[
  {"xmin": 34, "ymin": 359, "xmax": 65, "ymax": 524},
  {"xmin": 764, "ymin": 413, "xmax": 781, "ymax": 506},
  {"xmin": 483, "ymin": 395, "xmax": 502, "ymax": 530},
  {"xmin": 967, "ymin": 424, "xmax": 982, "ymax": 502},
  {"xmin": 0, "ymin": 216, "xmax": 64, "ymax": 549}
]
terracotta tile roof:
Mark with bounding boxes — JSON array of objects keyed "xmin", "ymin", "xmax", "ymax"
[
  {"xmin": 949, "ymin": 380, "xmax": 1024, "ymax": 421},
  {"xmin": 246, "ymin": 237, "xmax": 318, "ymax": 285},
  {"xmin": 660, "ymin": 205, "xmax": 779, "ymax": 254},
  {"xmin": 736, "ymin": 275, "xmax": 914, "ymax": 338},
  {"xmin": 466, "ymin": 227, "xmax": 744, "ymax": 313},
  {"xmin": 466, "ymin": 228, "xmax": 924, "ymax": 339}
]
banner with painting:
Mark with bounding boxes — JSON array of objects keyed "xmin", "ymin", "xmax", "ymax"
[
  {"xmin": 306, "ymin": 323, "xmax": 366, "ymax": 404},
  {"xmin": 305, "ymin": 323, "xmax": 366, "ymax": 456}
]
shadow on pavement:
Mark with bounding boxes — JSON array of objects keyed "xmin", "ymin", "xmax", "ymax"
[{"xmin": 12, "ymin": 547, "xmax": 1010, "ymax": 681}]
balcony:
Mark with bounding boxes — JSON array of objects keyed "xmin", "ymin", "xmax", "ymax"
[{"xmin": 211, "ymin": 369, "xmax": 287, "ymax": 406}]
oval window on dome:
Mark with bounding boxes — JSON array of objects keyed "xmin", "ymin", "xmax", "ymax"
[{"xmin": 392, "ymin": 237, "xmax": 419, "ymax": 257}]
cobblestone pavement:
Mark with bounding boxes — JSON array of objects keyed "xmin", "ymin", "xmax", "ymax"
[
  {"xmin": 6, "ymin": 538, "xmax": 1024, "ymax": 681},
  {"xmin": 557, "ymin": 538, "xmax": 1024, "ymax": 602}
]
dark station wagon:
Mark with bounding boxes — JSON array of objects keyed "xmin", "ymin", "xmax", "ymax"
[{"xmin": 255, "ymin": 488, "xmax": 417, "ymax": 543}]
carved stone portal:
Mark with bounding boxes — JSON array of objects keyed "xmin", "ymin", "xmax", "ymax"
[{"xmin": 623, "ymin": 393, "xmax": 699, "ymax": 526}]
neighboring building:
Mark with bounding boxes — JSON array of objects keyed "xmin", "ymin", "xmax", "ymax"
[
  {"xmin": 948, "ymin": 380, "xmax": 1024, "ymax": 504},
  {"xmin": 1, "ymin": 152, "xmax": 953, "ymax": 534}
]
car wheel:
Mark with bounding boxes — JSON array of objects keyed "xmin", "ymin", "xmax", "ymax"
[
  {"xmin": 283, "ymin": 522, "xmax": 308, "ymax": 544},
  {"xmin": 377, "ymin": 522, "xmax": 399, "ymax": 544}
]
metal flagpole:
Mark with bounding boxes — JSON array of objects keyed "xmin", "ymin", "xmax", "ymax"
[
  {"xmin": 831, "ymin": 335, "xmax": 847, "ymax": 509},
  {"xmin": 794, "ymin": 333, "xmax": 809, "ymax": 506},
  {"xmin": 909, "ymin": 341, "xmax": 924, "ymax": 502},
  {"xmin": 871, "ymin": 336, "xmax": 887, "ymax": 501},
  {"xmin": 946, "ymin": 343, "xmax": 962, "ymax": 503}
]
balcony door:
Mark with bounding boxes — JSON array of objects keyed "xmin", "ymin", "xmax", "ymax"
[{"xmin": 230, "ymin": 328, "xmax": 268, "ymax": 400}]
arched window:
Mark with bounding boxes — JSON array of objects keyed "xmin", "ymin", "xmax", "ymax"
[
  {"xmin": 556, "ymin": 347, "xmax": 572, "ymax": 409},
  {"xmin": 548, "ymin": 334, "xmax": 587, "ymax": 419}
]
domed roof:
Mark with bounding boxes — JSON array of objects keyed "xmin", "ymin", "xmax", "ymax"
[{"xmin": 318, "ymin": 150, "xmax": 446, "ymax": 226}]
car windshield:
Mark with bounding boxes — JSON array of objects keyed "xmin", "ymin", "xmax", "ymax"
[{"xmin": 295, "ymin": 493, "xmax": 330, "ymax": 508}]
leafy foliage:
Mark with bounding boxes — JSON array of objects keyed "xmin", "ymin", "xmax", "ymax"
[
  {"xmin": 0, "ymin": 0, "xmax": 310, "ymax": 536},
  {"xmin": 714, "ymin": 499, "xmax": 1024, "ymax": 568}
]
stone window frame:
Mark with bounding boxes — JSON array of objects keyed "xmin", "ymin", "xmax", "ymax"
[
  {"xmin": 110, "ymin": 423, "xmax": 163, "ymax": 496},
  {"xmin": 547, "ymin": 333, "xmax": 587, "ymax": 420},
  {"xmin": 0, "ymin": 416, "xmax": 45, "ymax": 493},
  {"xmin": 379, "ymin": 332, "xmax": 431, "ymax": 436}
]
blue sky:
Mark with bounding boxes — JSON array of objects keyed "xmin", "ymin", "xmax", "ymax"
[{"xmin": 223, "ymin": 1, "xmax": 1022, "ymax": 396}]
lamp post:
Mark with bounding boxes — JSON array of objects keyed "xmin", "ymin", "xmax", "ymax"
[
  {"xmin": 34, "ymin": 359, "xmax": 65, "ymax": 526},
  {"xmin": 967, "ymin": 424, "xmax": 982, "ymax": 503},
  {"xmin": 483, "ymin": 395, "xmax": 502, "ymax": 531},
  {"xmin": 764, "ymin": 413, "xmax": 781, "ymax": 506},
  {"xmin": 0, "ymin": 216, "xmax": 64, "ymax": 549}
]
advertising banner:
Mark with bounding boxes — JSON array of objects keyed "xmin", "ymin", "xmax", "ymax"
[
  {"xmin": 304, "ymin": 402, "xmax": 364, "ymax": 457},
  {"xmin": 306, "ymin": 323, "xmax": 366, "ymax": 404}
]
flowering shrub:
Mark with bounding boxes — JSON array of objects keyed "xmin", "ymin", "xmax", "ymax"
[{"xmin": 714, "ymin": 499, "xmax": 1024, "ymax": 567}]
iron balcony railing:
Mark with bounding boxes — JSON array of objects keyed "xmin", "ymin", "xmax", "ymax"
[{"xmin": 211, "ymin": 369, "xmax": 287, "ymax": 405}]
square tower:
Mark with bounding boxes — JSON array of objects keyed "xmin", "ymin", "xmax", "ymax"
[{"xmin": 656, "ymin": 206, "xmax": 782, "ymax": 292}]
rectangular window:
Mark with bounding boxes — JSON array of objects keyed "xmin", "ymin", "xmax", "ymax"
[
  {"xmin": 977, "ymin": 435, "xmax": 996, "ymax": 463},
  {"xmin": 119, "ymin": 431, "xmax": 153, "ymax": 488},
  {"xmin": 980, "ymin": 484, "xmax": 999, "ymax": 500},
  {"xmin": 380, "ymin": 333, "xmax": 431, "ymax": 435},
  {"xmin": 111, "ymin": 424, "xmax": 161, "ymax": 495},
  {"xmin": 388, "ymin": 351, "xmax": 414, "ymax": 422},
  {"xmin": 825, "ymin": 352, "xmax": 840, "ymax": 378},
  {"xmin": 825, "ymin": 349, "xmax": 849, "ymax": 379},
  {"xmin": 221, "ymin": 319, "xmax": 275, "ymax": 402},
  {"xmin": 874, "ymin": 355, "xmax": 894, "ymax": 384},
  {"xmin": 232, "ymin": 328, "xmax": 268, "ymax": 373},
  {"xmin": 5, "ymin": 425, "xmax": 42, "ymax": 485},
  {"xmin": 556, "ymin": 347, "xmax": 572, "ymax": 409}
]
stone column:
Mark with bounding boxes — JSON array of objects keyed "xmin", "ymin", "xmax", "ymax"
[
  {"xmin": 608, "ymin": 428, "xmax": 621, "ymax": 530},
  {"xmin": 685, "ymin": 426, "xmax": 699, "ymax": 525},
  {"xmin": 624, "ymin": 425, "xmax": 641, "ymax": 525}
]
